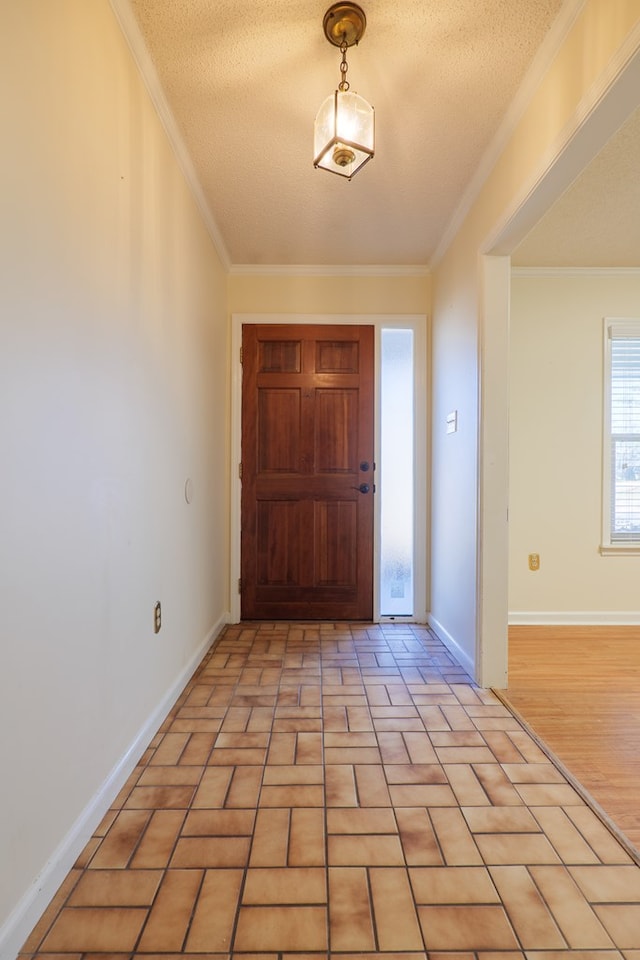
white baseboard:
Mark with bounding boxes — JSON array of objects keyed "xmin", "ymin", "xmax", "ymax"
[
  {"xmin": 509, "ymin": 610, "xmax": 640, "ymax": 626},
  {"xmin": 0, "ymin": 612, "xmax": 230, "ymax": 960},
  {"xmin": 427, "ymin": 615, "xmax": 476, "ymax": 678}
]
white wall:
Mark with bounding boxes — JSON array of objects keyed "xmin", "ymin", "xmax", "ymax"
[
  {"xmin": 0, "ymin": 1, "xmax": 229, "ymax": 950},
  {"xmin": 510, "ymin": 271, "xmax": 640, "ymax": 621}
]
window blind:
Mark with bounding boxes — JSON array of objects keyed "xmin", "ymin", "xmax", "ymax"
[{"xmin": 609, "ymin": 334, "xmax": 640, "ymax": 541}]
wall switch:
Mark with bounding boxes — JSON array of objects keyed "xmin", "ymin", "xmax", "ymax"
[
  {"xmin": 154, "ymin": 601, "xmax": 162, "ymax": 633},
  {"xmin": 528, "ymin": 553, "xmax": 540, "ymax": 571}
]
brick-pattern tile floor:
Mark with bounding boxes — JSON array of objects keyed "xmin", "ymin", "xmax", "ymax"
[{"xmin": 20, "ymin": 622, "xmax": 640, "ymax": 958}]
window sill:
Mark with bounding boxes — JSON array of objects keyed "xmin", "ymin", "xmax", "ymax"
[{"xmin": 600, "ymin": 543, "xmax": 640, "ymax": 556}]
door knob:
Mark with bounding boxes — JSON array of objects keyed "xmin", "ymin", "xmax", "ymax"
[{"xmin": 353, "ymin": 483, "xmax": 370, "ymax": 494}]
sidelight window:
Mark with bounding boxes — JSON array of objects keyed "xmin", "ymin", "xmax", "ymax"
[{"xmin": 380, "ymin": 328, "xmax": 414, "ymax": 614}]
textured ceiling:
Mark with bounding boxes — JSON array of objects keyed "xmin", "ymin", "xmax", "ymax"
[
  {"xmin": 123, "ymin": 0, "xmax": 574, "ymax": 267},
  {"xmin": 513, "ymin": 103, "xmax": 640, "ymax": 267}
]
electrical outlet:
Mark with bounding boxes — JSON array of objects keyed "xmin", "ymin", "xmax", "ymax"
[
  {"xmin": 528, "ymin": 553, "xmax": 540, "ymax": 571},
  {"xmin": 154, "ymin": 601, "xmax": 162, "ymax": 633}
]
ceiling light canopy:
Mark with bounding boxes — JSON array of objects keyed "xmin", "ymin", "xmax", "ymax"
[{"xmin": 313, "ymin": 2, "xmax": 375, "ymax": 180}]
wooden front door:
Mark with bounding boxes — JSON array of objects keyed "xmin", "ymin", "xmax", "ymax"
[{"xmin": 241, "ymin": 323, "xmax": 374, "ymax": 620}]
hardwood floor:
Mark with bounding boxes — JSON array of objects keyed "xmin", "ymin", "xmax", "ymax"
[{"xmin": 498, "ymin": 625, "xmax": 640, "ymax": 853}]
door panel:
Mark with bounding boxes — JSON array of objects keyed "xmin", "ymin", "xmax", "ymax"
[
  {"xmin": 314, "ymin": 500, "xmax": 357, "ymax": 584},
  {"xmin": 256, "ymin": 500, "xmax": 300, "ymax": 585},
  {"xmin": 241, "ymin": 323, "xmax": 374, "ymax": 620},
  {"xmin": 258, "ymin": 390, "xmax": 300, "ymax": 472},
  {"xmin": 315, "ymin": 389, "xmax": 357, "ymax": 472}
]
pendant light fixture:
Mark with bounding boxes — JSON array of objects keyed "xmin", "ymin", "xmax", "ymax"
[{"xmin": 313, "ymin": 2, "xmax": 374, "ymax": 180}]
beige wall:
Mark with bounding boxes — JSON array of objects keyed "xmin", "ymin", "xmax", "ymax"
[
  {"xmin": 0, "ymin": 1, "xmax": 229, "ymax": 949},
  {"xmin": 509, "ymin": 271, "xmax": 640, "ymax": 620},
  {"xmin": 430, "ymin": 0, "xmax": 640, "ymax": 685},
  {"xmin": 228, "ymin": 272, "xmax": 430, "ymax": 316}
]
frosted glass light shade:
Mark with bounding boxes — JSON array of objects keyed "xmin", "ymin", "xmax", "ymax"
[{"xmin": 314, "ymin": 90, "xmax": 374, "ymax": 179}]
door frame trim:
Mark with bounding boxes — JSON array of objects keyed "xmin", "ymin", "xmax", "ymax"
[{"xmin": 230, "ymin": 313, "xmax": 428, "ymax": 623}]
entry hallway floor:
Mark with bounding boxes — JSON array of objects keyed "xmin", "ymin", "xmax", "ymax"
[{"xmin": 21, "ymin": 622, "xmax": 640, "ymax": 958}]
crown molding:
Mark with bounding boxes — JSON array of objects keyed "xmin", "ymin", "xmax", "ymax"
[
  {"xmin": 429, "ymin": 0, "xmax": 586, "ymax": 269},
  {"xmin": 108, "ymin": 0, "xmax": 231, "ymax": 271},
  {"xmin": 228, "ymin": 263, "xmax": 430, "ymax": 278},
  {"xmin": 512, "ymin": 266, "xmax": 640, "ymax": 278}
]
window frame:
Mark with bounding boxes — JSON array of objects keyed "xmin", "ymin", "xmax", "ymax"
[{"xmin": 601, "ymin": 317, "xmax": 640, "ymax": 555}]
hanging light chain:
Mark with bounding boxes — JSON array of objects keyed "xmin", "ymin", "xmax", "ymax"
[{"xmin": 338, "ymin": 38, "xmax": 350, "ymax": 91}]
